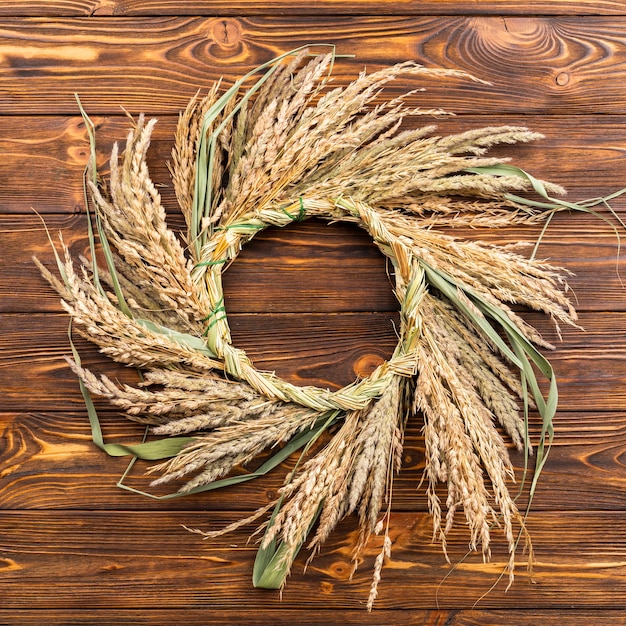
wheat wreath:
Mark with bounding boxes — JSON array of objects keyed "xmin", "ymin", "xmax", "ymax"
[{"xmin": 38, "ymin": 46, "xmax": 625, "ymax": 609}]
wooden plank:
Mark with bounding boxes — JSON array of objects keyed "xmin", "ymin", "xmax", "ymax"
[
  {"xmin": 0, "ymin": 1, "xmax": 625, "ymax": 17},
  {"xmin": 11, "ymin": 212, "xmax": 626, "ymax": 314},
  {"xmin": 0, "ymin": 608, "xmax": 624, "ymax": 626},
  {"xmin": 4, "ymin": 215, "xmax": 400, "ymax": 313},
  {"xmin": 2, "ymin": 409, "xmax": 625, "ymax": 512},
  {"xmin": 1, "ymin": 510, "xmax": 625, "ymax": 609},
  {"xmin": 220, "ymin": 216, "xmax": 626, "ymax": 315},
  {"xmin": 3, "ymin": 115, "xmax": 626, "ymax": 216},
  {"xmin": 4, "ymin": 311, "xmax": 391, "ymax": 406},
  {"xmin": 447, "ymin": 610, "xmax": 626, "ymax": 626},
  {"xmin": 0, "ymin": 18, "xmax": 626, "ymax": 114},
  {"xmin": 3, "ymin": 311, "xmax": 626, "ymax": 411},
  {"xmin": 0, "ymin": 608, "xmax": 447, "ymax": 626}
]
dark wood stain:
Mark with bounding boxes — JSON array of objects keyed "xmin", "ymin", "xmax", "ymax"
[{"xmin": 1, "ymin": 2, "xmax": 626, "ymax": 624}]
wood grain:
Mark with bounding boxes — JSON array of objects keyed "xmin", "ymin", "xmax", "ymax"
[
  {"xmin": 10, "ymin": 213, "xmax": 626, "ymax": 314},
  {"xmin": 3, "ymin": 311, "xmax": 626, "ymax": 411},
  {"xmin": 0, "ymin": 609, "xmax": 624, "ymax": 626},
  {"xmin": 3, "ymin": 610, "xmax": 626, "ymax": 626},
  {"xmin": 2, "ymin": 114, "xmax": 626, "ymax": 216},
  {"xmin": 2, "ymin": 409, "xmax": 626, "ymax": 512},
  {"xmin": 0, "ymin": 609, "xmax": 468, "ymax": 626},
  {"xmin": 0, "ymin": 3, "xmax": 625, "ymax": 623},
  {"xmin": 444, "ymin": 612, "xmax": 626, "ymax": 626},
  {"xmin": 0, "ymin": 18, "xmax": 626, "ymax": 114},
  {"xmin": 221, "ymin": 217, "xmax": 626, "ymax": 314},
  {"xmin": 1, "ymin": 1, "xmax": 625, "ymax": 17},
  {"xmin": 1, "ymin": 510, "xmax": 625, "ymax": 610}
]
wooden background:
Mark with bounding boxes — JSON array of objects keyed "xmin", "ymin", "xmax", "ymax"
[{"xmin": 2, "ymin": 1, "xmax": 626, "ymax": 624}]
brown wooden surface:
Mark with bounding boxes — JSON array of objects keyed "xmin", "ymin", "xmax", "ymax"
[
  {"xmin": 2, "ymin": 17, "xmax": 626, "ymax": 115},
  {"xmin": 1, "ymin": 3, "xmax": 626, "ymax": 625},
  {"xmin": 0, "ymin": 1, "xmax": 625, "ymax": 17}
]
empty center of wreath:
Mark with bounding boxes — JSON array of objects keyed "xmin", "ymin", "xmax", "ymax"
[{"xmin": 222, "ymin": 219, "xmax": 400, "ymax": 389}]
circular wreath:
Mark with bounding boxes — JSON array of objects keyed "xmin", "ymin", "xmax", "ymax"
[{"xmin": 40, "ymin": 47, "xmax": 604, "ymax": 608}]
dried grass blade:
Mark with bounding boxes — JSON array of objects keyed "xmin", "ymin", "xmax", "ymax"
[
  {"xmin": 135, "ymin": 318, "xmax": 217, "ymax": 359},
  {"xmin": 192, "ymin": 45, "xmax": 338, "ymax": 254},
  {"xmin": 118, "ymin": 412, "xmax": 338, "ymax": 500},
  {"xmin": 252, "ymin": 410, "xmax": 340, "ymax": 589},
  {"xmin": 68, "ymin": 322, "xmax": 196, "ymax": 460},
  {"xmin": 253, "ymin": 506, "xmax": 322, "ymax": 589},
  {"xmin": 422, "ymin": 261, "xmax": 557, "ymax": 501},
  {"xmin": 459, "ymin": 267, "xmax": 557, "ymax": 508},
  {"xmin": 75, "ymin": 94, "xmax": 132, "ymax": 318},
  {"xmin": 421, "ymin": 262, "xmax": 523, "ymax": 369},
  {"xmin": 469, "ymin": 164, "xmax": 626, "ymax": 259}
]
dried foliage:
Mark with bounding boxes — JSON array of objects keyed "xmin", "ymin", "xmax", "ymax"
[{"xmin": 41, "ymin": 47, "xmax": 606, "ymax": 608}]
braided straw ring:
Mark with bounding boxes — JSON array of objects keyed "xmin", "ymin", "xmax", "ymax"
[
  {"xmin": 41, "ymin": 47, "xmax": 616, "ymax": 605},
  {"xmin": 196, "ymin": 196, "xmax": 421, "ymax": 414}
]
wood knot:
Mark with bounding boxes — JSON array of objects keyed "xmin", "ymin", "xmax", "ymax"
[
  {"xmin": 470, "ymin": 17, "xmax": 558, "ymax": 62},
  {"xmin": 331, "ymin": 561, "xmax": 350, "ymax": 580},
  {"xmin": 207, "ymin": 19, "xmax": 243, "ymax": 59},
  {"xmin": 555, "ymin": 72, "xmax": 570, "ymax": 86},
  {"xmin": 100, "ymin": 563, "xmax": 124, "ymax": 572},
  {"xmin": 0, "ymin": 558, "xmax": 22, "ymax": 572},
  {"xmin": 353, "ymin": 353, "xmax": 385, "ymax": 379},
  {"xmin": 320, "ymin": 580, "xmax": 334, "ymax": 594}
]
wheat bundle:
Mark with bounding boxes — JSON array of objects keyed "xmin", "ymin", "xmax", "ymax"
[{"xmin": 39, "ymin": 47, "xmax": 615, "ymax": 609}]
